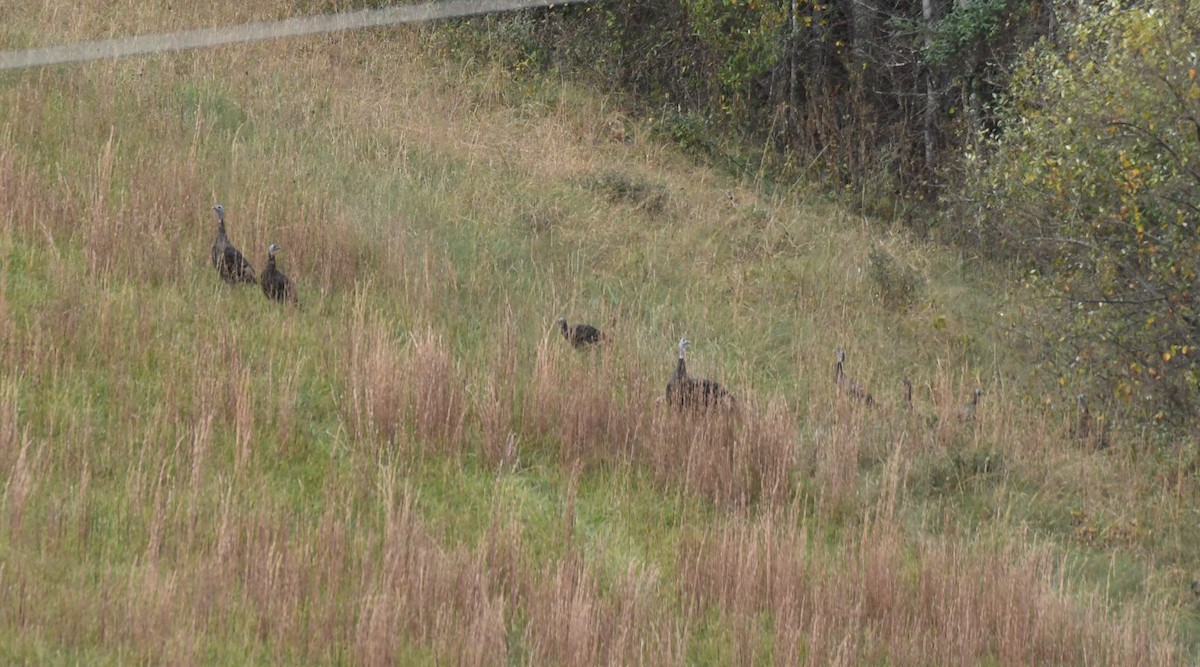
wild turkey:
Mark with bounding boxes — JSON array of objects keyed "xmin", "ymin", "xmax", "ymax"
[
  {"xmin": 1071, "ymin": 394, "xmax": 1110, "ymax": 450},
  {"xmin": 210, "ymin": 204, "xmax": 256, "ymax": 285},
  {"xmin": 666, "ymin": 338, "xmax": 689, "ymax": 402},
  {"xmin": 260, "ymin": 243, "xmax": 299, "ymax": 306},
  {"xmin": 556, "ymin": 317, "xmax": 604, "ymax": 349},
  {"xmin": 665, "ymin": 338, "xmax": 733, "ymax": 411},
  {"xmin": 834, "ymin": 348, "xmax": 874, "ymax": 405},
  {"xmin": 958, "ymin": 388, "xmax": 984, "ymax": 421}
]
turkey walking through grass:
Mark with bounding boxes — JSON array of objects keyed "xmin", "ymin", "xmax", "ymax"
[
  {"xmin": 556, "ymin": 317, "xmax": 604, "ymax": 349},
  {"xmin": 261, "ymin": 243, "xmax": 299, "ymax": 307},
  {"xmin": 958, "ymin": 388, "xmax": 984, "ymax": 421},
  {"xmin": 210, "ymin": 204, "xmax": 256, "ymax": 285},
  {"xmin": 834, "ymin": 348, "xmax": 874, "ymax": 406},
  {"xmin": 666, "ymin": 338, "xmax": 733, "ymax": 411}
]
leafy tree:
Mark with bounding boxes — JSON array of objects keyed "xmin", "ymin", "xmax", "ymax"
[
  {"xmin": 963, "ymin": 0, "xmax": 1200, "ymax": 421},
  {"xmin": 515, "ymin": 0, "xmax": 1045, "ymax": 202}
]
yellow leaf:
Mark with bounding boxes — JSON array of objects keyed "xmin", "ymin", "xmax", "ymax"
[{"xmin": 1163, "ymin": 352, "xmax": 1172, "ymax": 362}]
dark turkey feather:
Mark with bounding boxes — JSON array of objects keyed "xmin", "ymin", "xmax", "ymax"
[
  {"xmin": 556, "ymin": 317, "xmax": 605, "ymax": 349},
  {"xmin": 666, "ymin": 338, "xmax": 734, "ymax": 411},
  {"xmin": 211, "ymin": 204, "xmax": 256, "ymax": 285},
  {"xmin": 958, "ymin": 388, "xmax": 984, "ymax": 421},
  {"xmin": 834, "ymin": 348, "xmax": 874, "ymax": 406},
  {"xmin": 260, "ymin": 243, "xmax": 299, "ymax": 307},
  {"xmin": 666, "ymin": 341, "xmax": 689, "ymax": 406}
]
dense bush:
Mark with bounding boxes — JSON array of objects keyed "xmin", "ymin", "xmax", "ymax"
[
  {"xmin": 512, "ymin": 0, "xmax": 1048, "ymax": 209},
  {"xmin": 867, "ymin": 246, "xmax": 923, "ymax": 310},
  {"xmin": 960, "ymin": 0, "xmax": 1200, "ymax": 421}
]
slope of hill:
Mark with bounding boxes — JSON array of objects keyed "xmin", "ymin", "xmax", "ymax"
[{"xmin": 0, "ymin": 1, "xmax": 1197, "ymax": 664}]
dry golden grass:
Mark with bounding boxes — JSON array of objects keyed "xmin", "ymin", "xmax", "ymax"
[
  {"xmin": 682, "ymin": 470, "xmax": 1181, "ymax": 665},
  {"xmin": 525, "ymin": 553, "xmax": 683, "ymax": 666}
]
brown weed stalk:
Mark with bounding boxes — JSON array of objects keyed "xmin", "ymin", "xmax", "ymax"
[
  {"xmin": 680, "ymin": 512, "xmax": 1181, "ymax": 666},
  {"xmin": 522, "ymin": 337, "xmax": 566, "ymax": 444},
  {"xmin": 473, "ymin": 316, "xmax": 520, "ymax": 469},
  {"xmin": 554, "ymin": 347, "xmax": 647, "ymax": 470},
  {"xmin": 4, "ymin": 430, "xmax": 40, "ymax": 537},
  {"xmin": 405, "ymin": 328, "xmax": 468, "ymax": 456},
  {"xmin": 354, "ymin": 476, "xmax": 507, "ymax": 666},
  {"xmin": 344, "ymin": 297, "xmax": 406, "ymax": 446},
  {"xmin": 524, "ymin": 552, "xmax": 683, "ymax": 667},
  {"xmin": 475, "ymin": 376, "xmax": 518, "ymax": 469}
]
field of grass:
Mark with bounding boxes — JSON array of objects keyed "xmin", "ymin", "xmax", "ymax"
[{"xmin": 2, "ymin": 1, "xmax": 1200, "ymax": 664}]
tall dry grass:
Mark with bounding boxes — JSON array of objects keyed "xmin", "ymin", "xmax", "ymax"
[
  {"xmin": 343, "ymin": 292, "xmax": 408, "ymax": 446},
  {"xmin": 342, "ymin": 302, "xmax": 468, "ymax": 457},
  {"xmin": 406, "ymin": 329, "xmax": 468, "ymax": 454},
  {"xmin": 474, "ymin": 374, "xmax": 519, "ymax": 469},
  {"xmin": 355, "ymin": 476, "xmax": 507, "ymax": 667},
  {"xmin": 523, "ymin": 336, "xmax": 649, "ymax": 469},
  {"xmin": 470, "ymin": 313, "xmax": 522, "ymax": 469},
  {"xmin": 525, "ymin": 553, "xmax": 684, "ymax": 667},
  {"xmin": 4, "ymin": 429, "xmax": 39, "ymax": 537},
  {"xmin": 681, "ymin": 509, "xmax": 1180, "ymax": 666},
  {"xmin": 519, "ymin": 336, "xmax": 805, "ymax": 508}
]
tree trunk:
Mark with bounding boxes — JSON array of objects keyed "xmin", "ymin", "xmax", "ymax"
[
  {"xmin": 789, "ymin": 0, "xmax": 799, "ymax": 117},
  {"xmin": 923, "ymin": 0, "xmax": 937, "ymax": 174},
  {"xmin": 1043, "ymin": 0, "xmax": 1058, "ymax": 41}
]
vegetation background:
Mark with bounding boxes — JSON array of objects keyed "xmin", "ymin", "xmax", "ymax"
[
  {"xmin": 515, "ymin": 0, "xmax": 1200, "ymax": 426},
  {"xmin": 1, "ymin": 0, "xmax": 1200, "ymax": 664}
]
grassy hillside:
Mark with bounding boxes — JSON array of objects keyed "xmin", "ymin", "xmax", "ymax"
[{"xmin": 1, "ymin": 1, "xmax": 1198, "ymax": 664}]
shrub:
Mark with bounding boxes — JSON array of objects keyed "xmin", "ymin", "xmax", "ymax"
[
  {"xmin": 867, "ymin": 246, "xmax": 923, "ymax": 310},
  {"xmin": 959, "ymin": 0, "xmax": 1200, "ymax": 423}
]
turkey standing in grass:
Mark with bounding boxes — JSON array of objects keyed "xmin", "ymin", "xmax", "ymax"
[
  {"xmin": 556, "ymin": 317, "xmax": 604, "ymax": 349},
  {"xmin": 261, "ymin": 243, "xmax": 299, "ymax": 306},
  {"xmin": 958, "ymin": 388, "xmax": 984, "ymax": 421},
  {"xmin": 666, "ymin": 338, "xmax": 733, "ymax": 411},
  {"xmin": 834, "ymin": 348, "xmax": 874, "ymax": 406},
  {"xmin": 210, "ymin": 204, "xmax": 256, "ymax": 285}
]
